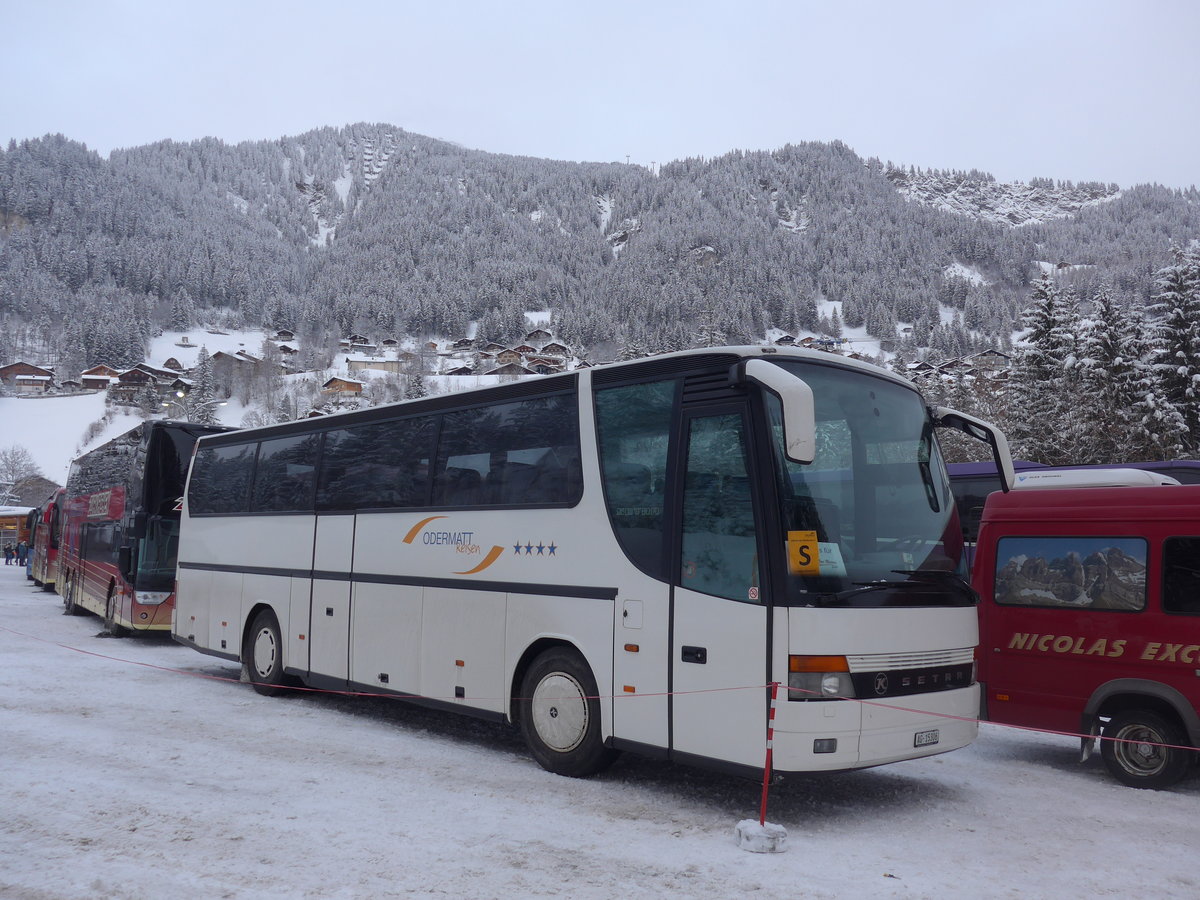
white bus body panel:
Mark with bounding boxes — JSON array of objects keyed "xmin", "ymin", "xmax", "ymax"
[
  {"xmin": 311, "ymin": 516, "xmax": 354, "ymax": 680},
  {"xmin": 772, "ymin": 605, "xmax": 979, "ymax": 771},
  {"xmin": 671, "ymin": 588, "xmax": 768, "ymax": 767},
  {"xmin": 349, "ymin": 582, "xmax": 423, "ymax": 693}
]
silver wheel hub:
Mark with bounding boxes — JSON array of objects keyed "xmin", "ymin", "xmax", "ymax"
[
  {"xmin": 531, "ymin": 673, "xmax": 588, "ymax": 752},
  {"xmin": 253, "ymin": 628, "xmax": 278, "ymax": 679},
  {"xmin": 1115, "ymin": 724, "xmax": 1166, "ymax": 775}
]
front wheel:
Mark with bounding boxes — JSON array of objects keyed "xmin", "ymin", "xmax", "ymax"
[
  {"xmin": 104, "ymin": 585, "xmax": 129, "ymax": 637},
  {"xmin": 62, "ymin": 573, "xmax": 83, "ymax": 616},
  {"xmin": 243, "ymin": 609, "xmax": 292, "ymax": 697},
  {"xmin": 519, "ymin": 648, "xmax": 617, "ymax": 777},
  {"xmin": 1101, "ymin": 709, "xmax": 1193, "ymax": 789}
]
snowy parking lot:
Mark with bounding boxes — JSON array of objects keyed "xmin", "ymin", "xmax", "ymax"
[{"xmin": 1, "ymin": 563, "xmax": 1197, "ymax": 899}]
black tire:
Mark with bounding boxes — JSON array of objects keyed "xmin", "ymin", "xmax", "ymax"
[
  {"xmin": 62, "ymin": 573, "xmax": 83, "ymax": 616},
  {"xmin": 1101, "ymin": 709, "xmax": 1193, "ymax": 789},
  {"xmin": 519, "ymin": 647, "xmax": 618, "ymax": 777},
  {"xmin": 104, "ymin": 586, "xmax": 129, "ymax": 637},
  {"xmin": 244, "ymin": 609, "xmax": 291, "ymax": 697}
]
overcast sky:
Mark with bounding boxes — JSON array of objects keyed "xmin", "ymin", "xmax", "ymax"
[{"xmin": 3, "ymin": 0, "xmax": 1197, "ymax": 189}]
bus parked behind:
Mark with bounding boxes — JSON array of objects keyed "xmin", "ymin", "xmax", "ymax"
[
  {"xmin": 29, "ymin": 487, "xmax": 65, "ymax": 591},
  {"xmin": 58, "ymin": 420, "xmax": 230, "ymax": 633}
]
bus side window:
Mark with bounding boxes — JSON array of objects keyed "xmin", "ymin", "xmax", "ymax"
[
  {"xmin": 189, "ymin": 443, "xmax": 255, "ymax": 514},
  {"xmin": 1163, "ymin": 537, "xmax": 1200, "ymax": 614},
  {"xmin": 595, "ymin": 380, "xmax": 675, "ymax": 579}
]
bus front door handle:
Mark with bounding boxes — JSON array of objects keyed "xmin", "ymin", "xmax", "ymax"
[{"xmin": 681, "ymin": 645, "xmax": 707, "ymax": 664}]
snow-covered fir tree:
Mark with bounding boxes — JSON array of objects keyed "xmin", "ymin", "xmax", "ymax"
[{"xmin": 1145, "ymin": 245, "xmax": 1200, "ymax": 455}]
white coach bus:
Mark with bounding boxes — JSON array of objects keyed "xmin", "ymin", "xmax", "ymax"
[{"xmin": 174, "ymin": 346, "xmax": 1012, "ymax": 778}]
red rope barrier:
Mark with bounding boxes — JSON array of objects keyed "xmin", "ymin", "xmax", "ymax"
[{"xmin": 1, "ymin": 623, "xmax": 1194, "ymax": 754}]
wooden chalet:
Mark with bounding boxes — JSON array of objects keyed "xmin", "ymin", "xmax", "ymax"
[
  {"xmin": 110, "ymin": 367, "xmax": 158, "ymax": 402},
  {"xmin": 80, "ymin": 365, "xmax": 119, "ymax": 392},
  {"xmin": 322, "ymin": 376, "xmax": 364, "ymax": 396},
  {"xmin": 487, "ymin": 362, "xmax": 534, "ymax": 377},
  {"xmin": 540, "ymin": 342, "xmax": 569, "ymax": 357},
  {"xmin": 526, "ymin": 357, "xmax": 564, "ymax": 375},
  {"xmin": 967, "ymin": 350, "xmax": 1012, "ymax": 372},
  {"xmin": 274, "ymin": 329, "xmax": 296, "ymax": 342},
  {"xmin": 495, "ymin": 350, "xmax": 522, "ymax": 366},
  {"xmin": 161, "ymin": 357, "xmax": 185, "ymax": 372},
  {"xmin": 525, "ymin": 329, "xmax": 553, "ymax": 344},
  {"xmin": 348, "ymin": 358, "xmax": 402, "ymax": 375},
  {"xmin": 512, "ymin": 344, "xmax": 538, "ymax": 356},
  {"xmin": 0, "ymin": 362, "xmax": 55, "ymax": 394}
]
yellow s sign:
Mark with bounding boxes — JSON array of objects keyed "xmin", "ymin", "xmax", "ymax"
[{"xmin": 787, "ymin": 530, "xmax": 820, "ymax": 575}]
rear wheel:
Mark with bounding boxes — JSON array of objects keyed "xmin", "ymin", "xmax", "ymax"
[
  {"xmin": 1101, "ymin": 709, "xmax": 1193, "ymax": 789},
  {"xmin": 519, "ymin": 648, "xmax": 618, "ymax": 777},
  {"xmin": 244, "ymin": 609, "xmax": 291, "ymax": 697}
]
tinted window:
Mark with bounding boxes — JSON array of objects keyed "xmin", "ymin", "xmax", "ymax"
[
  {"xmin": 252, "ymin": 434, "xmax": 321, "ymax": 512},
  {"xmin": 595, "ymin": 380, "xmax": 675, "ymax": 578},
  {"xmin": 317, "ymin": 418, "xmax": 436, "ymax": 510},
  {"xmin": 433, "ymin": 395, "xmax": 581, "ymax": 507},
  {"xmin": 994, "ymin": 536, "xmax": 1147, "ymax": 611},
  {"xmin": 679, "ymin": 412, "xmax": 760, "ymax": 603},
  {"xmin": 189, "ymin": 443, "xmax": 256, "ymax": 514},
  {"xmin": 1163, "ymin": 537, "xmax": 1200, "ymax": 614}
]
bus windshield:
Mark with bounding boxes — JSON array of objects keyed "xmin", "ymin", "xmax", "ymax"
[
  {"xmin": 137, "ymin": 516, "xmax": 180, "ymax": 592},
  {"xmin": 766, "ymin": 361, "xmax": 966, "ymax": 606}
]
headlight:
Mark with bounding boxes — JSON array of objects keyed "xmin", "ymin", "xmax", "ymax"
[
  {"xmin": 134, "ymin": 591, "xmax": 171, "ymax": 606},
  {"xmin": 788, "ymin": 655, "xmax": 855, "ymax": 701}
]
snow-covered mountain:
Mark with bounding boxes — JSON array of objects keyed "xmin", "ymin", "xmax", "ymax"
[
  {"xmin": 1, "ymin": 125, "xmax": 1198, "ymax": 376},
  {"xmin": 887, "ymin": 168, "xmax": 1122, "ymax": 227}
]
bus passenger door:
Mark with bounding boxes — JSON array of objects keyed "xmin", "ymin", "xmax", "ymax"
[
  {"xmin": 670, "ymin": 407, "xmax": 770, "ymax": 769},
  {"xmin": 309, "ymin": 514, "xmax": 354, "ymax": 684}
]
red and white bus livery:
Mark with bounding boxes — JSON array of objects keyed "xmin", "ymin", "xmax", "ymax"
[
  {"xmin": 29, "ymin": 487, "xmax": 65, "ymax": 590},
  {"xmin": 58, "ymin": 421, "xmax": 230, "ymax": 633}
]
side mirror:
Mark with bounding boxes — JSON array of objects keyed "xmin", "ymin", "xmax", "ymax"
[
  {"xmin": 931, "ymin": 406, "xmax": 1015, "ymax": 492},
  {"xmin": 739, "ymin": 359, "xmax": 816, "ymax": 463},
  {"xmin": 118, "ymin": 545, "xmax": 134, "ymax": 579}
]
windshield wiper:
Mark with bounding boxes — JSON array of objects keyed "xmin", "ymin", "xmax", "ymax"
[{"xmin": 814, "ymin": 571, "xmax": 975, "ymax": 607}]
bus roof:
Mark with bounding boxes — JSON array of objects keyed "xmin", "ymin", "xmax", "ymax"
[{"xmin": 981, "ymin": 483, "xmax": 1200, "ymax": 524}]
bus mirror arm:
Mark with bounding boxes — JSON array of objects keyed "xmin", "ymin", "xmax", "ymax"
[
  {"xmin": 736, "ymin": 359, "xmax": 816, "ymax": 464},
  {"xmin": 930, "ymin": 406, "xmax": 1016, "ymax": 492},
  {"xmin": 128, "ymin": 511, "xmax": 148, "ymax": 539}
]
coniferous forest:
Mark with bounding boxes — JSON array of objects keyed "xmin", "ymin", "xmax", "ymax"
[{"xmin": 1, "ymin": 123, "xmax": 1198, "ymax": 463}]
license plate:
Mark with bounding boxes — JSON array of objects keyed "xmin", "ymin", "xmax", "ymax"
[{"xmin": 914, "ymin": 729, "xmax": 940, "ymax": 748}]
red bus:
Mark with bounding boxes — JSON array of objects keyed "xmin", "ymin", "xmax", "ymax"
[
  {"xmin": 29, "ymin": 487, "xmax": 65, "ymax": 591},
  {"xmin": 974, "ymin": 485, "xmax": 1200, "ymax": 788},
  {"xmin": 58, "ymin": 421, "xmax": 230, "ymax": 634}
]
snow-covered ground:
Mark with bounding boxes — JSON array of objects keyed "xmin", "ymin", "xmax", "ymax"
[{"xmin": 1, "ymin": 565, "xmax": 1197, "ymax": 899}]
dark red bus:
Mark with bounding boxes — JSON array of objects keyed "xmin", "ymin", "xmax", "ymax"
[
  {"xmin": 29, "ymin": 487, "xmax": 65, "ymax": 591},
  {"xmin": 58, "ymin": 421, "xmax": 230, "ymax": 633},
  {"xmin": 974, "ymin": 485, "xmax": 1200, "ymax": 788}
]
